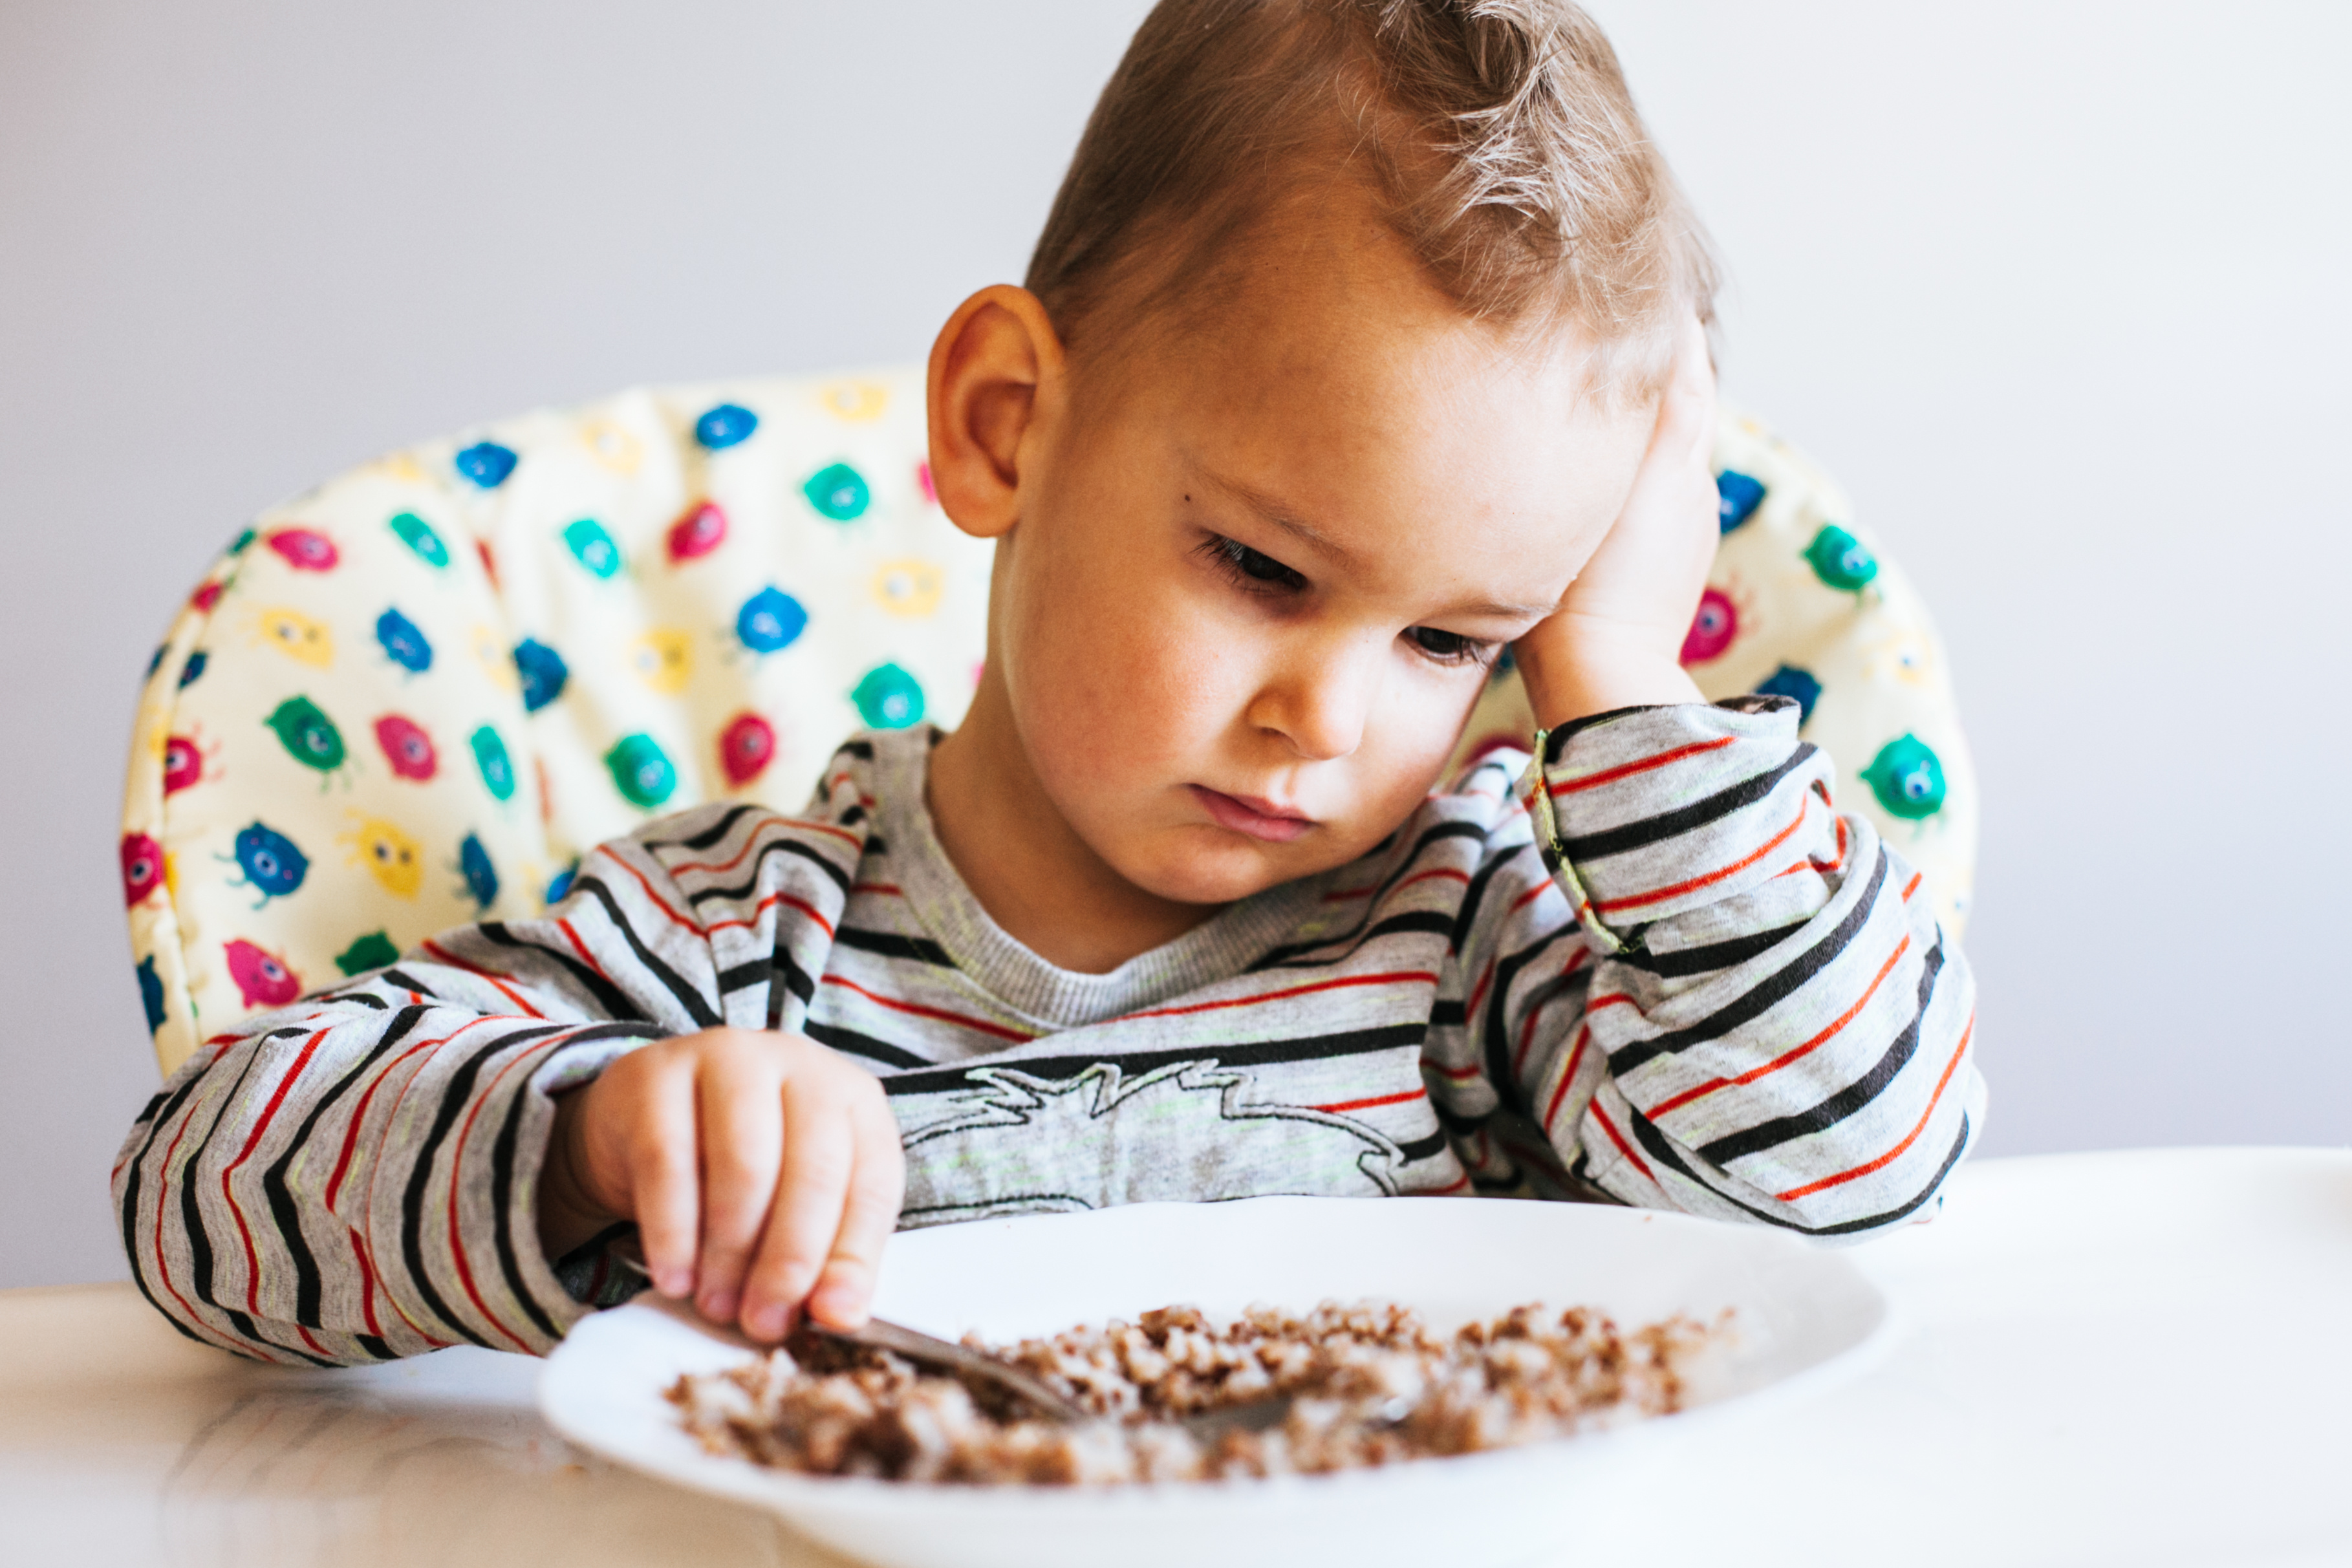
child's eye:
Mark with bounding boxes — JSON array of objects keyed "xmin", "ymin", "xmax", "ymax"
[
  {"xmin": 1406, "ymin": 626, "xmax": 1496, "ymax": 668},
  {"xmin": 1199, "ymin": 535, "xmax": 1307, "ymax": 594}
]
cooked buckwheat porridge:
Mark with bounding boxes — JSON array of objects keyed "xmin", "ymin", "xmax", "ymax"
[{"xmin": 669, "ymin": 1301, "xmax": 1724, "ymax": 1485}]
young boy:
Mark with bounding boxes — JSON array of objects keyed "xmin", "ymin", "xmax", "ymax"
[{"xmin": 116, "ymin": 0, "xmax": 1980, "ymax": 1365}]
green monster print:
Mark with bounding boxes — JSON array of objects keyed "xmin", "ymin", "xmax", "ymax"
[
  {"xmin": 1862, "ymin": 733, "xmax": 1947, "ymax": 820},
  {"xmin": 336, "ymin": 930, "xmax": 401, "ymax": 976},
  {"xmin": 263, "ymin": 696, "xmax": 347, "ymax": 775},
  {"xmin": 604, "ymin": 733, "xmax": 678, "ymax": 809},
  {"xmin": 1804, "ymin": 525, "xmax": 1879, "ymax": 592}
]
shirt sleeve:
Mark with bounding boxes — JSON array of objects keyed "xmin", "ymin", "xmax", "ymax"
[
  {"xmin": 1434, "ymin": 696, "xmax": 1982, "ymax": 1237},
  {"xmin": 108, "ymin": 797, "xmax": 852, "ymax": 1365}
]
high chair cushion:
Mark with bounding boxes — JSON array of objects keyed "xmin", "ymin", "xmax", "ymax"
[{"xmin": 121, "ymin": 374, "xmax": 1975, "ymax": 1075}]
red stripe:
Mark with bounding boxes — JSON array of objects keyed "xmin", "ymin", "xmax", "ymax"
[
  {"xmin": 1648, "ymin": 934, "xmax": 1912, "ymax": 1117},
  {"xmin": 1593, "ymin": 803, "xmax": 1808, "ymax": 915},
  {"xmin": 1901, "ymin": 873, "xmax": 1923, "ymax": 903},
  {"xmin": 147, "ymin": 1086, "xmax": 247, "ymax": 1356},
  {"xmin": 440, "ymin": 1040, "xmax": 552, "ymax": 1353},
  {"xmin": 704, "ymin": 887, "xmax": 837, "ymax": 939},
  {"xmin": 221, "ymin": 1030, "xmax": 328, "ymax": 1314},
  {"xmin": 1464, "ymin": 957, "xmax": 1498, "ymax": 1026},
  {"xmin": 556, "ymin": 918, "xmax": 612, "ymax": 980},
  {"xmin": 325, "ymin": 1018, "xmax": 497, "ymax": 1211},
  {"xmin": 1322, "ymin": 885, "xmax": 1377, "ymax": 903},
  {"xmin": 1311, "ymin": 1088, "xmax": 1427, "ymax": 1115},
  {"xmin": 1514, "ymin": 950, "xmax": 1592, "ymax": 1079},
  {"xmin": 1429, "ymin": 1058, "xmax": 1484, "ymax": 1082},
  {"xmin": 851, "ymin": 882, "xmax": 903, "ymax": 896},
  {"xmin": 1123, "ymin": 971, "xmax": 1438, "ymax": 1022},
  {"xmin": 1394, "ymin": 867, "xmax": 1473, "ymax": 894},
  {"xmin": 1584, "ymin": 991, "xmax": 1635, "ymax": 1014},
  {"xmin": 1590, "ymin": 1098, "xmax": 1659, "ymax": 1185},
  {"xmin": 1425, "ymin": 1171, "xmax": 1472, "ymax": 1195},
  {"xmin": 596, "ymin": 850, "xmax": 705, "ymax": 935},
  {"xmin": 421, "ymin": 942, "xmax": 546, "ymax": 1018},
  {"xmin": 1507, "ymin": 881, "xmax": 1555, "ymax": 917},
  {"xmin": 1548, "ymin": 735, "xmax": 1736, "ymax": 795},
  {"xmin": 1776, "ymin": 1011, "xmax": 1975, "ymax": 1203},
  {"xmin": 1541, "ymin": 1024, "xmax": 1592, "ymax": 1133},
  {"xmin": 349, "ymin": 1229, "xmax": 385, "ymax": 1340},
  {"xmin": 821, "ymin": 975, "xmax": 1036, "ymax": 1043}
]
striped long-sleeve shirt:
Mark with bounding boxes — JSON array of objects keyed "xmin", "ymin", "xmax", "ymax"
[{"xmin": 113, "ymin": 698, "xmax": 1982, "ymax": 1365}]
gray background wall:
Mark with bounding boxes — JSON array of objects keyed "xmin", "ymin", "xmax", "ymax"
[{"xmin": 2, "ymin": 1, "xmax": 2344, "ymax": 1289}]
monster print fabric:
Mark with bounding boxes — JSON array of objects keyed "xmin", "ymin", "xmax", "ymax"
[{"xmin": 114, "ymin": 717, "xmax": 1980, "ymax": 1366}]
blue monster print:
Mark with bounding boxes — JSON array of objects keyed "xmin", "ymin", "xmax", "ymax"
[
  {"xmin": 512, "ymin": 638, "xmax": 568, "ymax": 712},
  {"xmin": 735, "ymin": 586, "xmax": 808, "ymax": 654},
  {"xmin": 695, "ymin": 403, "xmax": 760, "ymax": 451},
  {"xmin": 376, "ymin": 608, "xmax": 433, "ymax": 673},
  {"xmin": 223, "ymin": 821, "xmax": 309, "ymax": 907},
  {"xmin": 1754, "ymin": 664, "xmax": 1823, "ymax": 726},
  {"xmin": 178, "ymin": 650, "xmax": 208, "ymax": 688},
  {"xmin": 1717, "ymin": 469, "xmax": 1765, "ymax": 532},
  {"xmin": 136, "ymin": 954, "xmax": 166, "ymax": 1032},
  {"xmin": 146, "ymin": 645, "xmax": 166, "ymax": 680},
  {"xmin": 545, "ymin": 858, "xmax": 580, "ymax": 906},
  {"xmin": 455, "ymin": 440, "xmax": 519, "ymax": 489},
  {"xmin": 457, "ymin": 832, "xmax": 499, "ymax": 911}
]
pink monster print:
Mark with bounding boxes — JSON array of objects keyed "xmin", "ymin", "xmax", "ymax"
[
  {"xmin": 1681, "ymin": 587, "xmax": 1739, "ymax": 665},
  {"xmin": 374, "ymin": 714, "xmax": 438, "ymax": 781},
  {"xmin": 667, "ymin": 501, "xmax": 728, "ymax": 563},
  {"xmin": 224, "ymin": 939, "xmax": 302, "ymax": 1009},
  {"xmin": 189, "ymin": 581, "xmax": 223, "ymax": 613},
  {"xmin": 265, "ymin": 528, "xmax": 339, "ymax": 572},
  {"xmin": 162, "ymin": 735, "xmax": 204, "ymax": 793},
  {"xmin": 916, "ymin": 461, "xmax": 936, "ymax": 505},
  {"xmin": 122, "ymin": 833, "xmax": 164, "ymax": 906},
  {"xmin": 718, "ymin": 712, "xmax": 776, "ymax": 787}
]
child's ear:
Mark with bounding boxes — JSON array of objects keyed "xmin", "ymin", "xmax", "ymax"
[{"xmin": 925, "ymin": 285, "xmax": 1065, "ymax": 541}]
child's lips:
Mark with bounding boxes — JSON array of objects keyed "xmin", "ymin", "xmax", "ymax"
[{"xmin": 1189, "ymin": 785, "xmax": 1314, "ymax": 844}]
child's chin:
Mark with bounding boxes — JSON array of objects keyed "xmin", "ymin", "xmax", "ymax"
[{"xmin": 1125, "ymin": 830, "xmax": 1322, "ymax": 908}]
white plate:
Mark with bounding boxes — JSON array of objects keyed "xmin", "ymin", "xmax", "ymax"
[{"xmin": 539, "ymin": 1196, "xmax": 1890, "ymax": 1568}]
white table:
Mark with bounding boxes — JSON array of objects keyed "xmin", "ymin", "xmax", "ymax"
[{"xmin": 6, "ymin": 1148, "xmax": 2347, "ymax": 1567}]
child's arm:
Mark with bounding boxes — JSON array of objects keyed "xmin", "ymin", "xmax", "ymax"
[
  {"xmin": 1436, "ymin": 318, "xmax": 1981, "ymax": 1232},
  {"xmin": 111, "ymin": 797, "xmax": 895, "ymax": 1363}
]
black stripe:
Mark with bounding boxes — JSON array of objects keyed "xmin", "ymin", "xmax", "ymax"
[
  {"xmin": 1478, "ymin": 922, "xmax": 1581, "ymax": 1108},
  {"xmin": 118, "ymin": 1071, "xmax": 215, "ymax": 1346},
  {"xmin": 879, "ymin": 1024, "xmax": 1429, "ymax": 1097},
  {"xmin": 476, "ymin": 924, "xmax": 647, "ymax": 1020},
  {"xmin": 1607, "ymin": 846, "xmax": 1890, "ymax": 1076},
  {"xmin": 177, "ymin": 1046, "xmax": 266, "ymax": 1334},
  {"xmin": 717, "ymin": 960, "xmax": 767, "ymax": 995},
  {"xmin": 1695, "ymin": 941, "xmax": 1947, "ymax": 1167},
  {"xmin": 313, "ymin": 991, "xmax": 389, "ymax": 1009},
  {"xmin": 835, "ymin": 738, "xmax": 875, "ymax": 762},
  {"xmin": 838, "ymin": 805, "xmax": 867, "ymax": 828},
  {"xmin": 804, "ymin": 1020, "xmax": 934, "ymax": 1071},
  {"xmin": 568, "ymin": 876, "xmax": 721, "ymax": 1027},
  {"xmin": 488, "ymin": 1065, "xmax": 563, "ymax": 1343},
  {"xmin": 1559, "ymin": 744, "xmax": 1817, "ymax": 863},
  {"xmin": 1396, "ymin": 1130, "xmax": 1449, "ymax": 1163},
  {"xmin": 1619, "ymin": 1099, "xmax": 1970, "ymax": 1237},
  {"xmin": 378, "ymin": 968, "xmax": 442, "ymax": 998},
  {"xmin": 649, "ymin": 802, "xmax": 761, "ymax": 854},
  {"xmin": 682, "ymin": 835, "xmax": 854, "ymax": 901},
  {"xmin": 1447, "ymin": 843, "xmax": 1530, "ymax": 955},
  {"xmin": 263, "ymin": 1005, "xmax": 430, "ymax": 1328},
  {"xmin": 768, "ymin": 940, "xmax": 817, "ymax": 1031},
  {"xmin": 1610, "ymin": 918, "xmax": 1813, "ymax": 978},
  {"xmin": 1249, "ymin": 821, "xmax": 1487, "ymax": 972},
  {"xmin": 1250, "ymin": 910, "xmax": 1456, "ymax": 971},
  {"xmin": 1544, "ymin": 703, "xmax": 1673, "ymax": 764},
  {"xmin": 355, "ymin": 1333, "xmax": 394, "ymax": 1359},
  {"xmin": 833, "ymin": 927, "xmax": 953, "ymax": 966},
  {"xmin": 396, "ymin": 1026, "xmax": 568, "ymax": 1346},
  {"xmin": 1430, "ymin": 1000, "xmax": 1467, "ymax": 1027}
]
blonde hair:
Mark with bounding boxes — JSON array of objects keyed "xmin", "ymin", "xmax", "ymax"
[{"xmin": 1027, "ymin": 0, "xmax": 1718, "ymax": 400}]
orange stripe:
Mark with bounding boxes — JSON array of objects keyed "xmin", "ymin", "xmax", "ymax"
[
  {"xmin": 1901, "ymin": 873, "xmax": 1923, "ymax": 903},
  {"xmin": 1593, "ymin": 803, "xmax": 1807, "ymax": 915},
  {"xmin": 1648, "ymin": 934, "xmax": 1912, "ymax": 1118},
  {"xmin": 820, "ymin": 975, "xmax": 1035, "ymax": 1043},
  {"xmin": 1123, "ymin": 970, "xmax": 1437, "ymax": 1022},
  {"xmin": 1776, "ymin": 1011, "xmax": 1976, "ymax": 1202},
  {"xmin": 1311, "ymin": 1088, "xmax": 1427, "ymax": 1115},
  {"xmin": 1548, "ymin": 735, "xmax": 1736, "ymax": 795}
]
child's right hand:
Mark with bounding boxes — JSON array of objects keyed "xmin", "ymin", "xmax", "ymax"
[{"xmin": 537, "ymin": 1029, "xmax": 906, "ymax": 1340}]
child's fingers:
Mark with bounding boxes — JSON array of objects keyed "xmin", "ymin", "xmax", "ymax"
[
  {"xmin": 804, "ymin": 1095, "xmax": 908, "ymax": 1330},
  {"xmin": 625, "ymin": 1049, "xmax": 702, "ymax": 1299},
  {"xmin": 737, "ymin": 1069, "xmax": 861, "ymax": 1340},
  {"xmin": 690, "ymin": 1040, "xmax": 786, "ymax": 1325}
]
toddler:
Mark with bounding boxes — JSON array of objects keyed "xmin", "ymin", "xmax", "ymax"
[{"xmin": 115, "ymin": 0, "xmax": 1980, "ymax": 1365}]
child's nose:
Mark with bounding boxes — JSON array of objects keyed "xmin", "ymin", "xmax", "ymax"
[{"xmin": 1247, "ymin": 637, "xmax": 1381, "ymax": 762}]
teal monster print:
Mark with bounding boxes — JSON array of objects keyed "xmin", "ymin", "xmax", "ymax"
[
  {"xmin": 264, "ymin": 696, "xmax": 349, "ymax": 778},
  {"xmin": 562, "ymin": 518, "xmax": 624, "ymax": 579},
  {"xmin": 388, "ymin": 511, "xmax": 450, "ymax": 569},
  {"xmin": 803, "ymin": 462, "xmax": 870, "ymax": 522},
  {"xmin": 469, "ymin": 724, "xmax": 517, "ymax": 802},
  {"xmin": 1804, "ymin": 526, "xmax": 1879, "ymax": 593},
  {"xmin": 336, "ymin": 930, "xmax": 400, "ymax": 976},
  {"xmin": 852, "ymin": 662, "xmax": 925, "ymax": 729},
  {"xmin": 604, "ymin": 734, "xmax": 678, "ymax": 809},
  {"xmin": 1862, "ymin": 733, "xmax": 1947, "ymax": 821}
]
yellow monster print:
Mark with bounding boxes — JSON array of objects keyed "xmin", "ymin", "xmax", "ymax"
[
  {"xmin": 251, "ymin": 607, "xmax": 334, "ymax": 669},
  {"xmin": 579, "ymin": 417, "xmax": 643, "ymax": 475},
  {"xmin": 469, "ymin": 623, "xmax": 521, "ymax": 692},
  {"xmin": 340, "ymin": 815, "xmax": 424, "ymax": 899},
  {"xmin": 870, "ymin": 557, "xmax": 945, "ymax": 619},
  {"xmin": 818, "ymin": 381, "xmax": 889, "ymax": 422},
  {"xmin": 629, "ymin": 628, "xmax": 695, "ymax": 694}
]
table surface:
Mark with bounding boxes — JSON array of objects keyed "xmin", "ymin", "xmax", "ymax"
[{"xmin": 7, "ymin": 1147, "xmax": 2349, "ymax": 1568}]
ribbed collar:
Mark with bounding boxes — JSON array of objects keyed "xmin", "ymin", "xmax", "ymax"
[{"xmin": 869, "ymin": 727, "xmax": 1327, "ymax": 1031}]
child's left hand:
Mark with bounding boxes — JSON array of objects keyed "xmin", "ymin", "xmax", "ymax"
[{"xmin": 1515, "ymin": 314, "xmax": 1718, "ymax": 728}]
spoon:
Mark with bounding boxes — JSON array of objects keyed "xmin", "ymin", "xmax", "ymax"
[{"xmin": 609, "ymin": 1236, "xmax": 1309, "ymax": 1438}]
